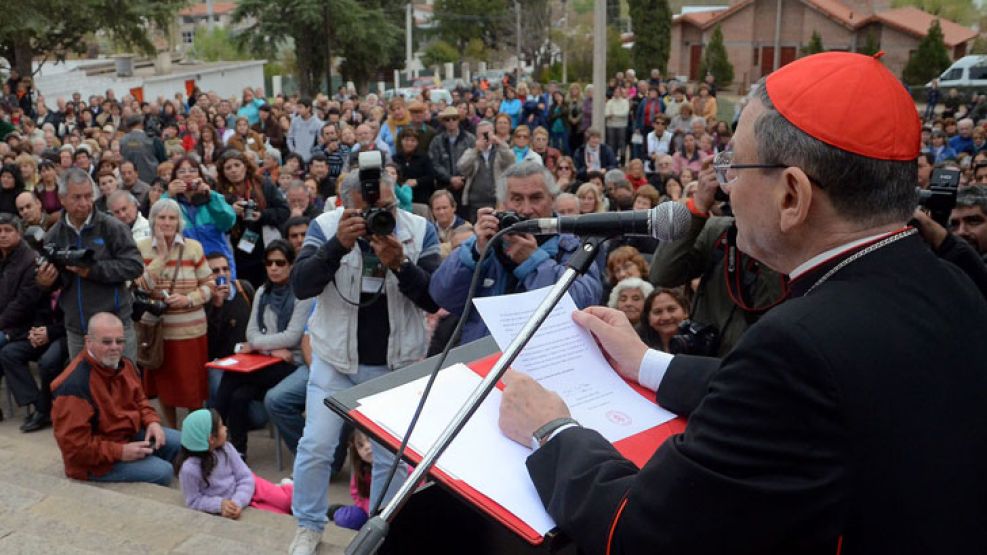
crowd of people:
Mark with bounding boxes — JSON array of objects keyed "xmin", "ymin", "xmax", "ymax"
[{"xmin": 1, "ymin": 60, "xmax": 986, "ymax": 554}]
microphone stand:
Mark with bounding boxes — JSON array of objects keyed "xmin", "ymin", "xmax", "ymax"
[{"xmin": 346, "ymin": 235, "xmax": 608, "ymax": 555}]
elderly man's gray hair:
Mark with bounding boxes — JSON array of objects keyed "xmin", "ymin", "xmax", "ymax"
[
  {"xmin": 496, "ymin": 161, "xmax": 559, "ymax": 204},
  {"xmin": 338, "ymin": 171, "xmax": 396, "ymax": 209},
  {"xmin": 58, "ymin": 167, "xmax": 98, "ymax": 198},
  {"xmin": 957, "ymin": 184, "xmax": 987, "ymax": 213},
  {"xmin": 604, "ymin": 169, "xmax": 628, "ymax": 186},
  {"xmin": 107, "ymin": 190, "xmax": 139, "ymax": 208}
]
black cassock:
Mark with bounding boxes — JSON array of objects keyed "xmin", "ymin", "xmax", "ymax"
[{"xmin": 528, "ymin": 234, "xmax": 987, "ymax": 555}]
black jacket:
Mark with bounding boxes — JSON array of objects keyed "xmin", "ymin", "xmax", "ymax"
[
  {"xmin": 393, "ymin": 151, "xmax": 436, "ymax": 205},
  {"xmin": 44, "ymin": 211, "xmax": 144, "ymax": 333},
  {"xmin": 528, "ymin": 234, "xmax": 987, "ymax": 555},
  {"xmin": 0, "ymin": 241, "xmax": 41, "ymax": 339}
]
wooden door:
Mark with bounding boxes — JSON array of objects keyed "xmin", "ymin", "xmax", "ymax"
[
  {"xmin": 760, "ymin": 46, "xmax": 775, "ymax": 76},
  {"xmin": 690, "ymin": 45, "xmax": 703, "ymax": 81},
  {"xmin": 780, "ymin": 47, "xmax": 797, "ymax": 68}
]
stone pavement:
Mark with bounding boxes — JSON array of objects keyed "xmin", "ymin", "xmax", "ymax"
[{"xmin": 0, "ymin": 393, "xmax": 356, "ymax": 554}]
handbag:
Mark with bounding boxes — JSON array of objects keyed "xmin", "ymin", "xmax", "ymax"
[{"xmin": 136, "ymin": 244, "xmax": 184, "ymax": 370}]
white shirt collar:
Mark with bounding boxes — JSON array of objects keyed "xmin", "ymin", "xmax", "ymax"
[
  {"xmin": 789, "ymin": 232, "xmax": 891, "ymax": 280},
  {"xmin": 66, "ymin": 211, "xmax": 94, "ymax": 234}
]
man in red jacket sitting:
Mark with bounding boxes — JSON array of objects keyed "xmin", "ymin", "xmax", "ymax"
[{"xmin": 51, "ymin": 312, "xmax": 180, "ymax": 485}]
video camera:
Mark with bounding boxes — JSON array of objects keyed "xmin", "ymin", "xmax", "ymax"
[
  {"xmin": 358, "ymin": 151, "xmax": 396, "ymax": 236},
  {"xmin": 23, "ymin": 226, "xmax": 96, "ymax": 269},
  {"xmin": 917, "ymin": 168, "xmax": 960, "ymax": 228}
]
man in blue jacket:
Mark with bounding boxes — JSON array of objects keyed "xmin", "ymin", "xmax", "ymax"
[{"xmin": 429, "ymin": 161, "xmax": 602, "ymax": 344}]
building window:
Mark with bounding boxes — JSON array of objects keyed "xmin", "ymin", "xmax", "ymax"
[
  {"xmin": 182, "ymin": 31, "xmax": 195, "ymax": 45},
  {"xmin": 183, "ymin": 16, "xmax": 194, "ymax": 24},
  {"xmin": 752, "ymin": 47, "xmax": 759, "ymax": 65}
]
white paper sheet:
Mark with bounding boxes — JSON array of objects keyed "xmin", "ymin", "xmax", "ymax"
[
  {"xmin": 357, "ymin": 364, "xmax": 557, "ymax": 535},
  {"xmin": 472, "ymin": 287, "xmax": 676, "ymax": 442}
]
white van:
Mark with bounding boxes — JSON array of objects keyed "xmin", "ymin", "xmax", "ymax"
[{"xmin": 931, "ymin": 56, "xmax": 987, "ymax": 88}]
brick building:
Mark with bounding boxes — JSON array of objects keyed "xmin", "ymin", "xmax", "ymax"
[{"xmin": 668, "ymin": 0, "xmax": 977, "ymax": 89}]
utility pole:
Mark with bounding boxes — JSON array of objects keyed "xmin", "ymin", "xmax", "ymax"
[
  {"xmin": 206, "ymin": 0, "xmax": 215, "ymax": 30},
  {"xmin": 325, "ymin": 2, "xmax": 332, "ymax": 94},
  {"xmin": 516, "ymin": 1, "xmax": 523, "ymax": 75},
  {"xmin": 592, "ymin": 0, "xmax": 606, "ymax": 134},
  {"xmin": 406, "ymin": 3, "xmax": 414, "ymax": 83},
  {"xmin": 561, "ymin": 0, "xmax": 568, "ymax": 84}
]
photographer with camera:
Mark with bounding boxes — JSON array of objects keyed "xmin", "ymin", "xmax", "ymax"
[
  {"xmin": 217, "ymin": 149, "xmax": 289, "ymax": 287},
  {"xmin": 457, "ymin": 120, "xmax": 514, "ymax": 222},
  {"xmin": 38, "ymin": 168, "xmax": 144, "ymax": 360},
  {"xmin": 649, "ymin": 158, "xmax": 785, "ymax": 356},
  {"xmin": 162, "ymin": 156, "xmax": 238, "ymax": 277},
  {"xmin": 286, "ymin": 153, "xmax": 440, "ymax": 555},
  {"xmin": 430, "ymin": 161, "xmax": 603, "ymax": 345}
]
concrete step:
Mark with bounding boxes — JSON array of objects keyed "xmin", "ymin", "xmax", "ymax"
[{"xmin": 0, "ymin": 393, "xmax": 357, "ymax": 554}]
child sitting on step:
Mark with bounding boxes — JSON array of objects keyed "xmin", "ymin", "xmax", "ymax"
[{"xmin": 176, "ymin": 408, "xmax": 293, "ymax": 517}]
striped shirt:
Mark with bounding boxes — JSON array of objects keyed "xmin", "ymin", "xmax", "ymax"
[{"xmin": 136, "ymin": 236, "xmax": 214, "ymax": 340}]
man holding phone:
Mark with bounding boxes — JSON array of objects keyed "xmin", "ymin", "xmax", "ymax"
[{"xmin": 456, "ymin": 120, "xmax": 513, "ymax": 221}]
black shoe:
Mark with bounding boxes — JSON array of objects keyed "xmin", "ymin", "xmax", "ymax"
[
  {"xmin": 327, "ymin": 504, "xmax": 344, "ymax": 521},
  {"xmin": 21, "ymin": 411, "xmax": 51, "ymax": 433}
]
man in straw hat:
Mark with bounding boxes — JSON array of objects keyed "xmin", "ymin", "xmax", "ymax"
[{"xmin": 499, "ymin": 52, "xmax": 987, "ymax": 554}]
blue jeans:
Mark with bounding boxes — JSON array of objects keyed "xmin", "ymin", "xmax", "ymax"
[
  {"xmin": 264, "ymin": 364, "xmax": 309, "ymax": 453},
  {"xmin": 292, "ymin": 357, "xmax": 409, "ymax": 532},
  {"xmin": 88, "ymin": 427, "xmax": 182, "ymax": 486}
]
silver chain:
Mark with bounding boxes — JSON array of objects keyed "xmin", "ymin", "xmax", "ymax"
[{"xmin": 804, "ymin": 229, "xmax": 917, "ymax": 296}]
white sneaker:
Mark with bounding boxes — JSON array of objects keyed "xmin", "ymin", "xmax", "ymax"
[{"xmin": 288, "ymin": 527, "xmax": 322, "ymax": 555}]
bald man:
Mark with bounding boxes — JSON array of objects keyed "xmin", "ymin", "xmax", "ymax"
[{"xmin": 51, "ymin": 312, "xmax": 180, "ymax": 485}]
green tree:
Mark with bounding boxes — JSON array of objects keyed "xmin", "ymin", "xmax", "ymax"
[
  {"xmin": 434, "ymin": 0, "xmax": 512, "ymax": 52},
  {"xmin": 902, "ymin": 19, "xmax": 952, "ymax": 85},
  {"xmin": 891, "ymin": 0, "xmax": 978, "ymax": 26},
  {"xmin": 857, "ymin": 28, "xmax": 881, "ymax": 56},
  {"xmin": 235, "ymin": 0, "xmax": 402, "ymax": 96},
  {"xmin": 699, "ymin": 25, "xmax": 733, "ymax": 87},
  {"xmin": 421, "ymin": 40, "xmax": 460, "ymax": 68},
  {"xmin": 628, "ymin": 0, "xmax": 673, "ymax": 75},
  {"xmin": 0, "ymin": 0, "xmax": 187, "ymax": 76},
  {"xmin": 970, "ymin": 35, "xmax": 987, "ymax": 54},
  {"xmin": 607, "ymin": 25, "xmax": 633, "ymax": 77},
  {"xmin": 189, "ymin": 27, "xmax": 252, "ymax": 62},
  {"xmin": 801, "ymin": 30, "xmax": 825, "ymax": 56}
]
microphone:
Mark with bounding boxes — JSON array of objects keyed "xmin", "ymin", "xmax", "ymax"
[{"xmin": 509, "ymin": 201, "xmax": 693, "ymax": 241}]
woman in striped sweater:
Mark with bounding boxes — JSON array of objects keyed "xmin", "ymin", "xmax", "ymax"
[{"xmin": 136, "ymin": 198, "xmax": 215, "ymax": 427}]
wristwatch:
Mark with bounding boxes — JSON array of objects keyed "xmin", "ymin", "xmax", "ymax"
[
  {"xmin": 390, "ymin": 256, "xmax": 411, "ymax": 272},
  {"xmin": 531, "ymin": 417, "xmax": 580, "ymax": 450}
]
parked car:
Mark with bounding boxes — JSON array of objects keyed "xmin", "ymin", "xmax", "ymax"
[{"xmin": 929, "ymin": 56, "xmax": 987, "ymax": 89}]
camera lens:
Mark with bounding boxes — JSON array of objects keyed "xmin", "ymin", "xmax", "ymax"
[{"xmin": 365, "ymin": 209, "xmax": 396, "ymax": 236}]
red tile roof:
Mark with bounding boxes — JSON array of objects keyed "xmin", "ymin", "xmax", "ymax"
[
  {"xmin": 871, "ymin": 7, "xmax": 977, "ymax": 47},
  {"xmin": 803, "ymin": 0, "xmax": 858, "ymax": 27},
  {"xmin": 179, "ymin": 2, "xmax": 237, "ymax": 17}
]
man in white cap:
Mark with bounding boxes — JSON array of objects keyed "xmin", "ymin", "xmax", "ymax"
[{"xmin": 499, "ymin": 52, "xmax": 987, "ymax": 554}]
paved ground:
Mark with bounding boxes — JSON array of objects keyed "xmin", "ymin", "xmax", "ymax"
[{"xmin": 0, "ymin": 389, "xmax": 356, "ymax": 554}]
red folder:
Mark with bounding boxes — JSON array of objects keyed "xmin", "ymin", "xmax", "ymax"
[
  {"xmin": 206, "ymin": 353, "xmax": 281, "ymax": 373},
  {"xmin": 348, "ymin": 352, "xmax": 687, "ymax": 546}
]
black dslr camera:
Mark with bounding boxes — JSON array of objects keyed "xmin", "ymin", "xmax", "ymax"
[
  {"xmin": 494, "ymin": 210, "xmax": 526, "ymax": 229},
  {"xmin": 24, "ymin": 226, "xmax": 96, "ymax": 269},
  {"xmin": 132, "ymin": 289, "xmax": 168, "ymax": 321},
  {"xmin": 669, "ymin": 320, "xmax": 720, "ymax": 356},
  {"xmin": 917, "ymin": 168, "xmax": 960, "ymax": 228},
  {"xmin": 357, "ymin": 151, "xmax": 396, "ymax": 236}
]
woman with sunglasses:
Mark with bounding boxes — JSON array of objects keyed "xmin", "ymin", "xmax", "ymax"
[
  {"xmin": 214, "ymin": 240, "xmax": 315, "ymax": 460},
  {"xmin": 135, "ymin": 199, "xmax": 216, "ymax": 428},
  {"xmin": 510, "ymin": 125, "xmax": 543, "ymax": 165},
  {"xmin": 554, "ymin": 156, "xmax": 577, "ymax": 193}
]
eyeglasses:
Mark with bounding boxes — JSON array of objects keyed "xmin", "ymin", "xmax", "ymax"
[
  {"xmin": 712, "ymin": 150, "xmax": 786, "ymax": 190},
  {"xmin": 99, "ymin": 338, "xmax": 126, "ymax": 346},
  {"xmin": 265, "ymin": 259, "xmax": 288, "ymax": 267},
  {"xmin": 558, "ymin": 166, "xmax": 571, "ymax": 171}
]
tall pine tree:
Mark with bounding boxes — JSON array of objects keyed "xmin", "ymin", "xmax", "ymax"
[
  {"xmin": 801, "ymin": 30, "xmax": 825, "ymax": 56},
  {"xmin": 902, "ymin": 20, "xmax": 952, "ymax": 85},
  {"xmin": 699, "ymin": 25, "xmax": 734, "ymax": 87},
  {"xmin": 628, "ymin": 0, "xmax": 673, "ymax": 75}
]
